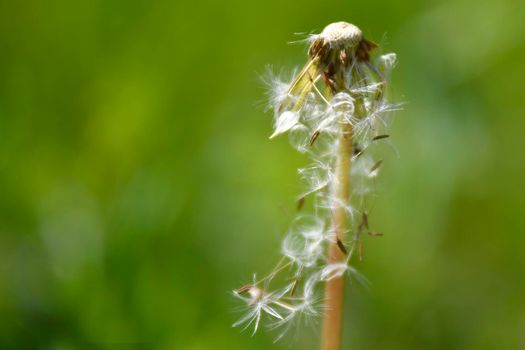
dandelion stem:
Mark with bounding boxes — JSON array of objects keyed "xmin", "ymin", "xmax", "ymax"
[{"xmin": 321, "ymin": 118, "xmax": 353, "ymax": 350}]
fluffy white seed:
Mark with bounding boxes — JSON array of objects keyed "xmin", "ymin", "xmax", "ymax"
[{"xmin": 270, "ymin": 111, "xmax": 300, "ymax": 139}]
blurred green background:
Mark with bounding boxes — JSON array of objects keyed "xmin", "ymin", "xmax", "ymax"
[{"xmin": 1, "ymin": 0, "xmax": 524, "ymax": 349}]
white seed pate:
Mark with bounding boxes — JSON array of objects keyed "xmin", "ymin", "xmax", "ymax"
[{"xmin": 319, "ymin": 22, "xmax": 363, "ymax": 49}]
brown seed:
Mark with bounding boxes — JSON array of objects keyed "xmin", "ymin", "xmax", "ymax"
[
  {"xmin": 372, "ymin": 134, "xmax": 390, "ymax": 141},
  {"xmin": 297, "ymin": 196, "xmax": 305, "ymax": 211},
  {"xmin": 309, "ymin": 130, "xmax": 320, "ymax": 146},
  {"xmin": 336, "ymin": 238, "xmax": 348, "ymax": 255},
  {"xmin": 359, "ymin": 211, "xmax": 369, "ymax": 232},
  {"xmin": 290, "ymin": 279, "xmax": 298, "ymax": 296},
  {"xmin": 369, "ymin": 159, "xmax": 383, "ymax": 174},
  {"xmin": 368, "ymin": 231, "xmax": 384, "ymax": 237},
  {"xmin": 322, "ymin": 71, "xmax": 336, "ymax": 91},
  {"xmin": 306, "ymin": 71, "xmax": 314, "ymax": 83},
  {"xmin": 235, "ymin": 284, "xmax": 253, "ymax": 295},
  {"xmin": 353, "ymin": 144, "xmax": 363, "ymax": 157}
]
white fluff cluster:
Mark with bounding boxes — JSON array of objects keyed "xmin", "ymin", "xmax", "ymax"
[{"xmin": 233, "ymin": 26, "xmax": 398, "ymax": 339}]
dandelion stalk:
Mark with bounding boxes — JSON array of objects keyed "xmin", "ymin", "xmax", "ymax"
[
  {"xmin": 321, "ymin": 73, "xmax": 371, "ymax": 349},
  {"xmin": 233, "ymin": 22, "xmax": 399, "ymax": 348},
  {"xmin": 321, "ymin": 118, "xmax": 353, "ymax": 350}
]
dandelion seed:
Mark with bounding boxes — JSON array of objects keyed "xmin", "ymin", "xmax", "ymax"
[
  {"xmin": 353, "ymin": 144, "xmax": 364, "ymax": 158},
  {"xmin": 372, "ymin": 134, "xmax": 390, "ymax": 141},
  {"xmin": 369, "ymin": 159, "xmax": 383, "ymax": 177},
  {"xmin": 378, "ymin": 53, "xmax": 397, "ymax": 78},
  {"xmin": 368, "ymin": 231, "xmax": 383, "ymax": 237},
  {"xmin": 289, "ymin": 124, "xmax": 311, "ymax": 153},
  {"xmin": 336, "ymin": 238, "xmax": 348, "ymax": 255},
  {"xmin": 235, "ymin": 284, "xmax": 255, "ymax": 295},
  {"xmin": 262, "ymin": 67, "xmax": 292, "ymax": 111},
  {"xmin": 350, "ymin": 82, "xmax": 384, "ymax": 95},
  {"xmin": 270, "ymin": 111, "xmax": 300, "ymax": 139},
  {"xmin": 289, "ymin": 279, "xmax": 299, "ymax": 297},
  {"xmin": 360, "ymin": 211, "xmax": 369, "ymax": 231},
  {"xmin": 358, "ymin": 241, "xmax": 364, "ymax": 262},
  {"xmin": 298, "ymin": 161, "xmax": 333, "ymax": 196},
  {"xmin": 296, "ymin": 196, "xmax": 306, "ymax": 211},
  {"xmin": 320, "ymin": 263, "xmax": 349, "ymax": 281},
  {"xmin": 309, "ymin": 130, "xmax": 321, "ymax": 146}
]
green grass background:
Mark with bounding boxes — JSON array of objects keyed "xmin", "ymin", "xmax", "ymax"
[{"xmin": 1, "ymin": 0, "xmax": 524, "ymax": 348}]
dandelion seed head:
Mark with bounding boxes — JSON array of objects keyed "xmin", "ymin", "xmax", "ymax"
[
  {"xmin": 234, "ymin": 22, "xmax": 398, "ymax": 341},
  {"xmin": 318, "ymin": 22, "xmax": 363, "ymax": 49}
]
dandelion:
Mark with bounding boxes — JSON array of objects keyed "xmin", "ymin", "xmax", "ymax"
[
  {"xmin": 233, "ymin": 21, "xmax": 398, "ymax": 349},
  {"xmin": 233, "ymin": 283, "xmax": 290, "ymax": 335}
]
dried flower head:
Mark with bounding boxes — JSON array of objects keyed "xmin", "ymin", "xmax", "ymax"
[{"xmin": 233, "ymin": 21, "xmax": 399, "ymax": 342}]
